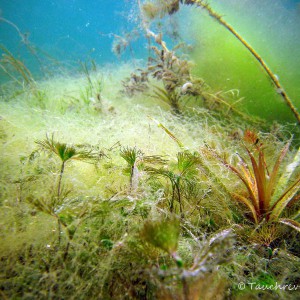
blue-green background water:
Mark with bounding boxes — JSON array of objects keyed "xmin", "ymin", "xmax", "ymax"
[
  {"xmin": 0, "ymin": 0, "xmax": 144, "ymax": 68},
  {"xmin": 1, "ymin": 0, "xmax": 300, "ymax": 123}
]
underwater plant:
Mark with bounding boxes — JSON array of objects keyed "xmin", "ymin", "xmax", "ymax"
[
  {"xmin": 100, "ymin": 30, "xmax": 139, "ymax": 58},
  {"xmin": 204, "ymin": 130, "xmax": 300, "ymax": 231},
  {"xmin": 36, "ymin": 134, "xmax": 105, "ymax": 198},
  {"xmin": 0, "ymin": 15, "xmax": 63, "ymax": 89},
  {"xmin": 141, "ymin": 217, "xmax": 234, "ymax": 300},
  {"xmin": 121, "ymin": 42, "xmax": 194, "ymax": 114},
  {"xmin": 12, "ymin": 151, "xmax": 41, "ymax": 203},
  {"xmin": 148, "ymin": 45, "xmax": 191, "ymax": 90},
  {"xmin": 152, "ymin": 85, "xmax": 182, "ymax": 114},
  {"xmin": 120, "ymin": 146, "xmax": 167, "ymax": 193},
  {"xmin": 189, "ymin": 0, "xmax": 300, "ymax": 124},
  {"xmin": 119, "ymin": 1, "xmax": 254, "ymax": 121},
  {"xmin": 0, "ymin": 45, "xmax": 35, "ymax": 88},
  {"xmin": 146, "ymin": 151, "xmax": 201, "ymax": 219},
  {"xmin": 112, "ymin": 31, "xmax": 139, "ymax": 58},
  {"xmin": 32, "ymin": 134, "xmax": 105, "ymax": 247},
  {"xmin": 141, "ymin": 216, "xmax": 181, "ymax": 260},
  {"xmin": 120, "ymin": 1, "xmax": 196, "ymax": 114},
  {"xmin": 78, "ymin": 60, "xmax": 103, "ymax": 111},
  {"xmin": 121, "ymin": 68, "xmax": 149, "ymax": 97},
  {"xmin": 2, "ymin": 3, "xmax": 300, "ymax": 299},
  {"xmin": 120, "ymin": 146, "xmax": 144, "ymax": 192},
  {"xmin": 0, "ymin": 45, "xmax": 54, "ymax": 105}
]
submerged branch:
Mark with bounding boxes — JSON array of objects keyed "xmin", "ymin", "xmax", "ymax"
[{"xmin": 189, "ymin": 0, "xmax": 300, "ymax": 124}]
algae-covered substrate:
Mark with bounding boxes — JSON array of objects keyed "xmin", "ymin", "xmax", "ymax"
[
  {"xmin": 1, "ymin": 63, "xmax": 300, "ymax": 299},
  {"xmin": 1, "ymin": 1, "xmax": 300, "ymax": 299}
]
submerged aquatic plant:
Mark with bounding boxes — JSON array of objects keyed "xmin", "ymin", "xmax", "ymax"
[
  {"xmin": 141, "ymin": 216, "xmax": 180, "ymax": 256},
  {"xmin": 138, "ymin": 0, "xmax": 300, "ymax": 124},
  {"xmin": 146, "ymin": 151, "xmax": 201, "ymax": 219},
  {"xmin": 121, "ymin": 42, "xmax": 194, "ymax": 114},
  {"xmin": 120, "ymin": 146, "xmax": 143, "ymax": 192},
  {"xmin": 121, "ymin": 69, "xmax": 149, "ymax": 97},
  {"xmin": 141, "ymin": 218, "xmax": 234, "ymax": 300},
  {"xmin": 36, "ymin": 134, "xmax": 105, "ymax": 198},
  {"xmin": 120, "ymin": 146, "xmax": 167, "ymax": 192},
  {"xmin": 32, "ymin": 135, "xmax": 106, "ymax": 249},
  {"xmin": 121, "ymin": 2, "xmax": 253, "ymax": 120},
  {"xmin": 152, "ymin": 85, "xmax": 182, "ymax": 114},
  {"xmin": 205, "ymin": 130, "xmax": 300, "ymax": 231},
  {"xmin": 33, "ymin": 134, "xmax": 105, "ymax": 247},
  {"xmin": 0, "ymin": 44, "xmax": 35, "ymax": 87},
  {"xmin": 112, "ymin": 31, "xmax": 139, "ymax": 58},
  {"xmin": 189, "ymin": 0, "xmax": 300, "ymax": 125},
  {"xmin": 2, "ymin": 4, "xmax": 300, "ymax": 300},
  {"xmin": 0, "ymin": 16, "xmax": 59, "ymax": 76},
  {"xmin": 78, "ymin": 60, "xmax": 103, "ymax": 111},
  {"xmin": 140, "ymin": 217, "xmax": 186, "ymax": 295}
]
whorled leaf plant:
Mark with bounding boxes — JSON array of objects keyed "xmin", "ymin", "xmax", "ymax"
[
  {"xmin": 120, "ymin": 146, "xmax": 143, "ymax": 192},
  {"xmin": 152, "ymin": 85, "xmax": 182, "ymax": 115},
  {"xmin": 34, "ymin": 134, "xmax": 106, "ymax": 247},
  {"xmin": 36, "ymin": 133, "xmax": 106, "ymax": 198},
  {"xmin": 120, "ymin": 146, "xmax": 167, "ymax": 192},
  {"xmin": 145, "ymin": 151, "xmax": 201, "ymax": 219},
  {"xmin": 204, "ymin": 130, "xmax": 300, "ymax": 232}
]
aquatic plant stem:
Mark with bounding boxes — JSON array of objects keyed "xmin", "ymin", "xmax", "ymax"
[
  {"xmin": 63, "ymin": 229, "xmax": 76, "ymax": 261},
  {"xmin": 191, "ymin": 0, "xmax": 300, "ymax": 124},
  {"xmin": 129, "ymin": 164, "xmax": 136, "ymax": 192},
  {"xmin": 55, "ymin": 215, "xmax": 63, "ymax": 249},
  {"xmin": 175, "ymin": 180, "xmax": 185, "ymax": 220},
  {"xmin": 57, "ymin": 161, "xmax": 65, "ymax": 199}
]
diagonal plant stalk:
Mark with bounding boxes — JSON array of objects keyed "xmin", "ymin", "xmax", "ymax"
[
  {"xmin": 184, "ymin": 0, "xmax": 300, "ymax": 124},
  {"xmin": 148, "ymin": 116, "xmax": 185, "ymax": 148}
]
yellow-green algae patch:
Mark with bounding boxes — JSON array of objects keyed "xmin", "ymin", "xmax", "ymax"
[{"xmin": 0, "ymin": 60, "xmax": 299, "ymax": 300}]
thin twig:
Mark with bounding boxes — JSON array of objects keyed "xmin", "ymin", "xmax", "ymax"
[{"xmin": 191, "ymin": 0, "xmax": 300, "ymax": 124}]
